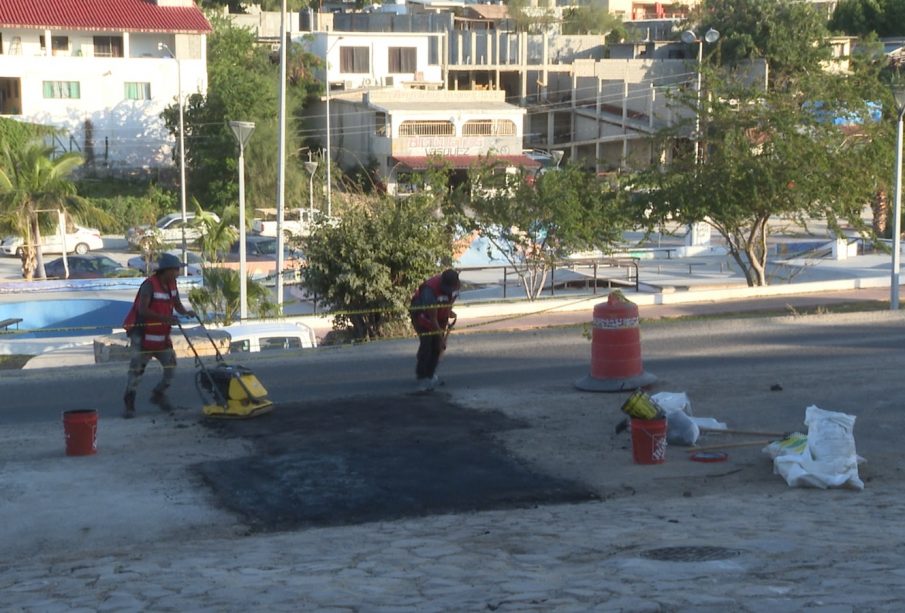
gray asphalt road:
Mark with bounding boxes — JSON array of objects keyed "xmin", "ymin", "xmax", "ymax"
[{"xmin": 3, "ymin": 311, "xmax": 904, "ymax": 442}]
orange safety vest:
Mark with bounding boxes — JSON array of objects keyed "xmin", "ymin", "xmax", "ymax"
[
  {"xmin": 410, "ymin": 274, "xmax": 456, "ymax": 330},
  {"xmin": 122, "ymin": 275, "xmax": 178, "ymax": 350}
]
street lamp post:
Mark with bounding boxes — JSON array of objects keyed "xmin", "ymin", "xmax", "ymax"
[
  {"xmin": 159, "ymin": 43, "xmax": 188, "ymax": 276},
  {"xmin": 276, "ymin": 0, "xmax": 288, "ymax": 311},
  {"xmin": 324, "ymin": 36, "xmax": 344, "ymax": 219},
  {"xmin": 681, "ymin": 28, "xmax": 719, "ymax": 250},
  {"xmin": 229, "ymin": 121, "xmax": 255, "ymax": 321},
  {"xmin": 681, "ymin": 28, "xmax": 720, "ymax": 164},
  {"xmin": 304, "ymin": 158, "xmax": 318, "ymax": 213},
  {"xmin": 890, "ymin": 81, "xmax": 905, "ymax": 310}
]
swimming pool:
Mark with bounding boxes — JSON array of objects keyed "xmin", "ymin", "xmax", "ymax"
[{"xmin": 0, "ymin": 299, "xmax": 132, "ymax": 338}]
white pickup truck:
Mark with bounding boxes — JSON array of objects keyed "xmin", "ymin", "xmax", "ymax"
[{"xmin": 252, "ymin": 208, "xmax": 316, "ymax": 238}]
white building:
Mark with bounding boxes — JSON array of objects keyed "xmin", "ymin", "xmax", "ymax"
[
  {"xmin": 316, "ymin": 88, "xmax": 535, "ymax": 193},
  {"xmin": 0, "ymin": 0, "xmax": 210, "ymax": 171},
  {"xmin": 308, "ymin": 31, "xmax": 445, "ymax": 91}
]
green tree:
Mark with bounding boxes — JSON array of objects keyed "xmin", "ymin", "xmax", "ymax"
[
  {"xmin": 631, "ymin": 65, "xmax": 892, "ymax": 286},
  {"xmin": 506, "ymin": 0, "xmax": 557, "ymax": 33},
  {"xmin": 187, "ymin": 204, "xmax": 277, "ymax": 325},
  {"xmin": 689, "ymin": 0, "xmax": 833, "ymax": 89},
  {"xmin": 638, "ymin": 0, "xmax": 896, "ymax": 287},
  {"xmin": 458, "ymin": 161, "xmax": 631, "ymax": 299},
  {"xmin": 303, "ymin": 196, "xmax": 453, "ymax": 341},
  {"xmin": 188, "ymin": 268, "xmax": 278, "ymax": 325},
  {"xmin": 830, "ymin": 0, "xmax": 905, "ymax": 37},
  {"xmin": 162, "ymin": 15, "xmax": 320, "ymax": 216},
  {"xmin": 0, "ymin": 143, "xmax": 111, "ymax": 280},
  {"xmin": 562, "ymin": 3, "xmax": 626, "ymax": 38},
  {"xmin": 830, "ymin": 0, "xmax": 885, "ymax": 36}
]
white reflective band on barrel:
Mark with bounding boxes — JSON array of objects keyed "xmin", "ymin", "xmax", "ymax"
[
  {"xmin": 144, "ymin": 334, "xmax": 167, "ymax": 342},
  {"xmin": 592, "ymin": 317, "xmax": 639, "ymax": 329}
]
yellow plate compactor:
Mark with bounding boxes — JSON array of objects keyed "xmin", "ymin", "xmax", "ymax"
[{"xmin": 177, "ymin": 317, "xmax": 273, "ymax": 419}]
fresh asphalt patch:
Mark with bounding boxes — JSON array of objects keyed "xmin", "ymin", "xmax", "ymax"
[{"xmin": 194, "ymin": 394, "xmax": 597, "ymax": 531}]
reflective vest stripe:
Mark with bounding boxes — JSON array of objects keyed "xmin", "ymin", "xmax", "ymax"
[
  {"xmin": 592, "ymin": 317, "xmax": 639, "ymax": 329},
  {"xmin": 144, "ymin": 334, "xmax": 167, "ymax": 342},
  {"xmin": 153, "ymin": 292, "xmax": 170, "ymax": 300}
]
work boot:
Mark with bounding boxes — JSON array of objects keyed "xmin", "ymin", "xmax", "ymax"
[
  {"xmin": 150, "ymin": 390, "xmax": 176, "ymax": 413},
  {"xmin": 416, "ymin": 378, "xmax": 434, "ymax": 393},
  {"xmin": 123, "ymin": 391, "xmax": 136, "ymax": 419},
  {"xmin": 430, "ymin": 375, "xmax": 444, "ymax": 387}
]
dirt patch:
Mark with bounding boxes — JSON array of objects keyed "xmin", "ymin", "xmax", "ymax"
[{"xmin": 194, "ymin": 393, "xmax": 597, "ymax": 531}]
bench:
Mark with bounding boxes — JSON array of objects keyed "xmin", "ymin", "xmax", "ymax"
[{"xmin": 0, "ymin": 318, "xmax": 23, "ymax": 332}]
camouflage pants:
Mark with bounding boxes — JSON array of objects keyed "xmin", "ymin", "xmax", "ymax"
[{"xmin": 124, "ymin": 333, "xmax": 177, "ymax": 397}]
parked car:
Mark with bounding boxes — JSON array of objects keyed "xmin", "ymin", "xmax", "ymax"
[
  {"xmin": 225, "ymin": 235, "xmax": 302, "ymax": 262},
  {"xmin": 252, "ymin": 207, "xmax": 316, "ymax": 238},
  {"xmin": 222, "ymin": 322, "xmax": 318, "ymax": 354},
  {"xmin": 40, "ymin": 255, "xmax": 142, "ymax": 279},
  {"xmin": 125, "ymin": 212, "xmax": 220, "ymax": 249},
  {"xmin": 126, "ymin": 250, "xmax": 205, "ymax": 277},
  {"xmin": 1, "ymin": 226, "xmax": 104, "ymax": 257}
]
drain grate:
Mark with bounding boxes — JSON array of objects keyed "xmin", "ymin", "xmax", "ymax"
[{"xmin": 640, "ymin": 546, "xmax": 742, "ymax": 562}]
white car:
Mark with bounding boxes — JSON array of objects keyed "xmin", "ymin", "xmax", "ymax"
[
  {"xmin": 0, "ymin": 226, "xmax": 104, "ymax": 257},
  {"xmin": 126, "ymin": 212, "xmax": 220, "ymax": 249},
  {"xmin": 222, "ymin": 322, "xmax": 318, "ymax": 354}
]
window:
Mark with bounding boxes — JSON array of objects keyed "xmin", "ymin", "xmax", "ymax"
[
  {"xmin": 387, "ymin": 47, "xmax": 417, "ymax": 73},
  {"xmin": 43, "ymin": 81, "xmax": 80, "ymax": 99},
  {"xmin": 428, "ymin": 37, "xmax": 439, "ymax": 66},
  {"xmin": 375, "ymin": 112, "xmax": 388, "ymax": 136},
  {"xmin": 399, "ymin": 120, "xmax": 455, "ymax": 137},
  {"xmin": 260, "ymin": 337, "xmax": 302, "ymax": 351},
  {"xmin": 230, "ymin": 340, "xmax": 251, "ymax": 353},
  {"xmin": 94, "ymin": 36, "xmax": 124, "ymax": 58},
  {"xmin": 462, "ymin": 119, "xmax": 517, "ymax": 137},
  {"xmin": 340, "ymin": 46, "xmax": 370, "ymax": 74},
  {"xmin": 40, "ymin": 35, "xmax": 69, "ymax": 55},
  {"xmin": 124, "ymin": 82, "xmax": 151, "ymax": 100}
]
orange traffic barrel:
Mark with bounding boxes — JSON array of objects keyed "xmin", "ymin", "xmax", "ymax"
[{"xmin": 575, "ymin": 292, "xmax": 656, "ymax": 392}]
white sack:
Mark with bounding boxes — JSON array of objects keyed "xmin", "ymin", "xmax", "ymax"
[
  {"xmin": 651, "ymin": 392, "xmax": 699, "ymax": 446},
  {"xmin": 767, "ymin": 405, "xmax": 863, "ymax": 490}
]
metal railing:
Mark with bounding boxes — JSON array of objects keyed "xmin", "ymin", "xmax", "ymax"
[
  {"xmin": 300, "ymin": 257, "xmax": 639, "ymax": 315},
  {"xmin": 458, "ymin": 258, "xmax": 640, "ymax": 299}
]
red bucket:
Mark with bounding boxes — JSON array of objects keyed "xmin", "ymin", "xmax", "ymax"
[
  {"xmin": 630, "ymin": 417, "xmax": 666, "ymax": 464},
  {"xmin": 63, "ymin": 410, "xmax": 98, "ymax": 456}
]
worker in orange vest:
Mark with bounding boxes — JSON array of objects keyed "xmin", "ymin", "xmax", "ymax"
[
  {"xmin": 410, "ymin": 269, "xmax": 460, "ymax": 392},
  {"xmin": 121, "ymin": 253, "xmax": 195, "ymax": 418}
]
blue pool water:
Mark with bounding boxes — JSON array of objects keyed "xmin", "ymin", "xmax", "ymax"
[{"xmin": 0, "ymin": 299, "xmax": 132, "ymax": 338}]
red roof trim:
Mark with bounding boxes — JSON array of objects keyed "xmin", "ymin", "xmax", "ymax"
[
  {"xmin": 0, "ymin": 0, "xmax": 211, "ymax": 34},
  {"xmin": 393, "ymin": 154, "xmax": 542, "ymax": 170}
]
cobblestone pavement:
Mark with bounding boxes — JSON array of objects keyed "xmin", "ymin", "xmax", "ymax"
[
  {"xmin": 4, "ymin": 314, "xmax": 905, "ymax": 611},
  {"xmin": 2, "ymin": 485, "xmax": 903, "ymax": 612}
]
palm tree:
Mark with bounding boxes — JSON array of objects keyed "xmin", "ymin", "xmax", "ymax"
[
  {"xmin": 193, "ymin": 200, "xmax": 239, "ymax": 263},
  {"xmin": 0, "ymin": 142, "xmax": 109, "ymax": 280},
  {"xmin": 187, "ymin": 202, "xmax": 276, "ymax": 324}
]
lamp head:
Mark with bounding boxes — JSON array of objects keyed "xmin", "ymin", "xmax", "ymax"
[
  {"xmin": 892, "ymin": 77, "xmax": 905, "ymax": 113},
  {"xmin": 704, "ymin": 28, "xmax": 720, "ymax": 44},
  {"xmin": 681, "ymin": 30, "xmax": 697, "ymax": 45}
]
